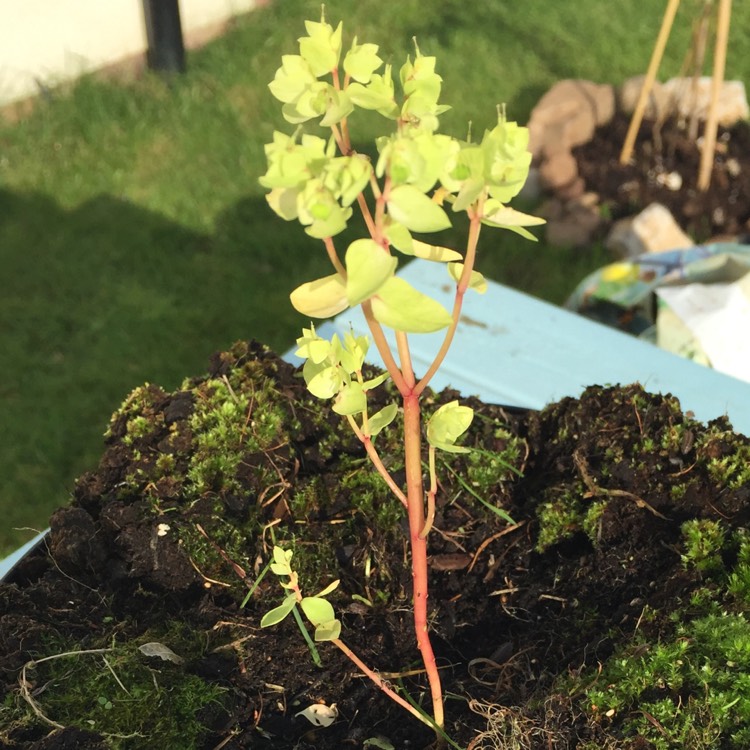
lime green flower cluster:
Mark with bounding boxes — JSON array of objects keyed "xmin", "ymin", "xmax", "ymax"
[{"xmin": 260, "ymin": 11, "xmax": 542, "ymax": 337}]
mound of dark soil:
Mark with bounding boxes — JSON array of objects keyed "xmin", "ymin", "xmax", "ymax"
[
  {"xmin": 574, "ymin": 111, "xmax": 750, "ymax": 241},
  {"xmin": 2, "ymin": 341, "xmax": 750, "ymax": 749}
]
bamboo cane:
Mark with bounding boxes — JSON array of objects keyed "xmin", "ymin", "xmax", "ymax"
[
  {"xmin": 687, "ymin": 3, "xmax": 711, "ymax": 141},
  {"xmin": 620, "ymin": 0, "xmax": 681, "ymax": 165},
  {"xmin": 697, "ymin": 0, "xmax": 732, "ymax": 191}
]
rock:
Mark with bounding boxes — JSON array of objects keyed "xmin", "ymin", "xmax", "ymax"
[
  {"xmin": 539, "ymin": 150, "xmax": 578, "ymax": 190},
  {"xmin": 619, "ymin": 76, "xmax": 749, "ymax": 127},
  {"xmin": 662, "ymin": 77, "xmax": 749, "ymax": 126},
  {"xmin": 618, "ymin": 75, "xmax": 670, "ymax": 120},
  {"xmin": 577, "ymin": 191, "xmax": 600, "ymax": 209},
  {"xmin": 555, "ymin": 176, "xmax": 586, "ymax": 202},
  {"xmin": 528, "ymin": 79, "xmax": 616, "ymax": 160},
  {"xmin": 546, "ymin": 201, "xmax": 602, "ymax": 247},
  {"xmin": 605, "ymin": 203, "xmax": 694, "ymax": 258}
]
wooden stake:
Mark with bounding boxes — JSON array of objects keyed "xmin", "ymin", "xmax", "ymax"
[
  {"xmin": 698, "ymin": 0, "xmax": 732, "ymax": 191},
  {"xmin": 687, "ymin": 3, "xmax": 712, "ymax": 141},
  {"xmin": 619, "ymin": 0, "xmax": 681, "ymax": 165}
]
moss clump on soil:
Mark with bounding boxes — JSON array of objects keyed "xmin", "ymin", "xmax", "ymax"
[
  {"xmin": 562, "ymin": 523, "xmax": 750, "ymax": 749},
  {"xmin": 4, "ymin": 626, "xmax": 229, "ymax": 749},
  {"xmin": 99, "ymin": 341, "xmax": 321, "ymax": 591}
]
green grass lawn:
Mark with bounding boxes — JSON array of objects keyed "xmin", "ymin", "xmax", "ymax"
[{"xmin": 2, "ymin": 0, "xmax": 749, "ymax": 554}]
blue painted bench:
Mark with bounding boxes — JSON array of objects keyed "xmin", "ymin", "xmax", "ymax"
[{"xmin": 308, "ymin": 260, "xmax": 750, "ymax": 431}]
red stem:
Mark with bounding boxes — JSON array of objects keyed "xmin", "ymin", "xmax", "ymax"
[
  {"xmin": 403, "ymin": 393, "xmax": 444, "ymax": 730},
  {"xmin": 414, "ymin": 198, "xmax": 485, "ymax": 397},
  {"xmin": 331, "ymin": 638, "xmax": 434, "ymax": 728},
  {"xmin": 347, "ymin": 414, "xmax": 408, "ymax": 508},
  {"xmin": 324, "ymin": 236, "xmax": 346, "ymax": 278}
]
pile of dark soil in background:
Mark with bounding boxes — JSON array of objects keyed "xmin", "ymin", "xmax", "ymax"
[{"xmin": 575, "ymin": 111, "xmax": 750, "ymax": 241}]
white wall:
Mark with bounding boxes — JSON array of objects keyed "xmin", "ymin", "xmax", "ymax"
[{"xmin": 0, "ymin": 0, "xmax": 258, "ymax": 107}]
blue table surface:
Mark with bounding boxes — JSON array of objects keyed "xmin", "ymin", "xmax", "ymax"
[
  {"xmin": 294, "ymin": 261, "xmax": 750, "ymax": 433},
  {"xmin": 4, "ymin": 262, "xmax": 749, "ymax": 578}
]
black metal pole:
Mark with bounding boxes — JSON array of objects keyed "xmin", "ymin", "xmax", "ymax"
[{"xmin": 142, "ymin": 0, "xmax": 186, "ymax": 74}]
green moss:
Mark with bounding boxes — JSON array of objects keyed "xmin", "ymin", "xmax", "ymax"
[
  {"xmin": 562, "ymin": 523, "xmax": 750, "ymax": 749},
  {"xmin": 583, "ymin": 606, "xmax": 750, "ymax": 750},
  {"xmin": 670, "ymin": 483, "xmax": 687, "ymax": 501},
  {"xmin": 535, "ymin": 490, "xmax": 586, "ymax": 553},
  {"xmin": 681, "ymin": 519, "xmax": 726, "ymax": 576},
  {"xmin": 341, "ymin": 456, "xmax": 404, "ymax": 532},
  {"xmin": 465, "ymin": 430, "xmax": 524, "ymax": 491},
  {"xmin": 6, "ymin": 626, "xmax": 229, "ymax": 749},
  {"xmin": 105, "ymin": 384, "xmax": 166, "ymax": 440},
  {"xmin": 727, "ymin": 530, "xmax": 750, "ymax": 605},
  {"xmin": 582, "ymin": 499, "xmax": 607, "ymax": 543},
  {"xmin": 696, "ymin": 427, "xmax": 750, "ymax": 489}
]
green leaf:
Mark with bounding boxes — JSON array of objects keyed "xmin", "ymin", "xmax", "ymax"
[
  {"xmin": 265, "ymin": 187, "xmax": 300, "ymax": 221},
  {"xmin": 488, "ymin": 224, "xmax": 540, "ymax": 241},
  {"xmin": 371, "ymin": 277, "xmax": 452, "ymax": 333},
  {"xmin": 343, "ymin": 38, "xmax": 383, "ymax": 83},
  {"xmin": 290, "ymin": 273, "xmax": 348, "ymax": 318},
  {"xmin": 323, "ymin": 155, "xmax": 372, "ymax": 207},
  {"xmin": 296, "ymin": 178, "xmax": 352, "ymax": 238},
  {"xmin": 376, "ymin": 135, "xmax": 424, "ymax": 187},
  {"xmin": 315, "ymin": 579, "xmax": 341, "ymax": 598},
  {"xmin": 302, "ymin": 359, "xmax": 343, "ymax": 399},
  {"xmin": 333, "ymin": 382, "xmax": 367, "ymax": 416},
  {"xmin": 260, "ymin": 594, "xmax": 297, "ymax": 628},
  {"xmin": 363, "ymin": 738, "xmax": 396, "ymax": 750},
  {"xmin": 345, "ymin": 239, "xmax": 397, "ymax": 306},
  {"xmin": 338, "ymin": 332, "xmax": 369, "ymax": 373},
  {"xmin": 314, "ymin": 619, "xmax": 342, "ymax": 642},
  {"xmin": 281, "ymin": 81, "xmax": 328, "ymax": 124},
  {"xmin": 447, "ymin": 262, "xmax": 487, "ymax": 293},
  {"xmin": 346, "ymin": 66, "xmax": 398, "ymax": 118},
  {"xmin": 301, "ymin": 596, "xmax": 336, "ymax": 626},
  {"xmin": 410, "ymin": 132, "xmax": 458, "ymax": 192},
  {"xmin": 362, "ymin": 372, "xmax": 389, "ymax": 390},
  {"xmin": 427, "ymin": 400, "xmax": 474, "ymax": 453},
  {"xmin": 481, "ymin": 200, "xmax": 545, "ymax": 241},
  {"xmin": 299, "ymin": 19, "xmax": 343, "ymax": 77},
  {"xmin": 400, "ymin": 51, "xmax": 442, "ymax": 103},
  {"xmin": 268, "ymin": 54, "xmax": 316, "ymax": 104},
  {"xmin": 367, "ymin": 403, "xmax": 399, "ymax": 437},
  {"xmin": 411, "ymin": 240, "xmax": 462, "ymax": 262},
  {"xmin": 295, "ymin": 327, "xmax": 331, "ymax": 364},
  {"xmin": 482, "ymin": 202, "xmax": 546, "ymax": 229},
  {"xmin": 273, "ymin": 546, "xmax": 293, "ymax": 569},
  {"xmin": 481, "ymin": 118, "xmax": 532, "ymax": 202},
  {"xmin": 384, "ymin": 220, "xmax": 413, "ymax": 253},
  {"xmin": 387, "ymin": 185, "xmax": 451, "ymax": 233},
  {"xmin": 321, "ymin": 87, "xmax": 354, "ymax": 127}
]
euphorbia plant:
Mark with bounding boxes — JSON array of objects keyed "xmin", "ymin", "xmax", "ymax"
[{"xmin": 259, "ymin": 10, "xmax": 543, "ymax": 738}]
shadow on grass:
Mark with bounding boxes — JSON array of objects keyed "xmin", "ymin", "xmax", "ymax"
[{"xmin": 0, "ymin": 188, "xmax": 329, "ymax": 554}]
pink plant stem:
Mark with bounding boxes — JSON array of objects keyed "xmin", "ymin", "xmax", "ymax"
[
  {"xmin": 396, "ymin": 330, "xmax": 416, "ymax": 389},
  {"xmin": 403, "ymin": 393, "xmax": 444, "ymax": 730},
  {"xmin": 363, "ymin": 436, "xmax": 408, "ymax": 508},
  {"xmin": 324, "ymin": 236, "xmax": 346, "ymax": 278},
  {"xmin": 415, "ymin": 200, "xmax": 484, "ymax": 397},
  {"xmin": 346, "ymin": 414, "xmax": 408, "ymax": 508},
  {"xmin": 361, "ymin": 300, "xmax": 409, "ymax": 395},
  {"xmin": 331, "ymin": 638, "xmax": 434, "ymax": 728}
]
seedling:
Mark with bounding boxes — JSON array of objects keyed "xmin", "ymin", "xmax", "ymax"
[
  {"xmin": 261, "ymin": 546, "xmax": 438, "ymax": 729},
  {"xmin": 260, "ymin": 10, "xmax": 541, "ymax": 738}
]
